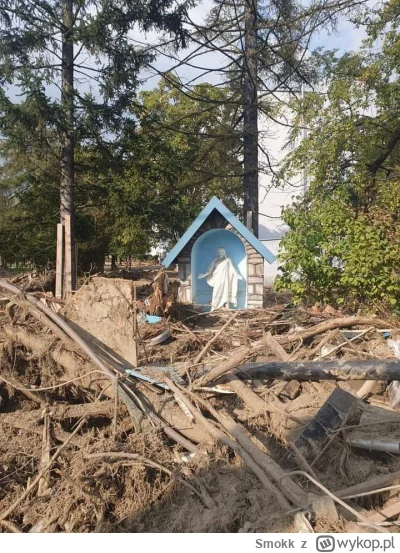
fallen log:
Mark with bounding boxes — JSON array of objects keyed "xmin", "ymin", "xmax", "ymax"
[{"xmin": 234, "ymin": 359, "xmax": 400, "ymax": 381}]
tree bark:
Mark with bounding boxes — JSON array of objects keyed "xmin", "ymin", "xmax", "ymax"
[
  {"xmin": 243, "ymin": 0, "xmax": 259, "ymax": 236},
  {"xmin": 60, "ymin": 0, "xmax": 76, "ymax": 292}
]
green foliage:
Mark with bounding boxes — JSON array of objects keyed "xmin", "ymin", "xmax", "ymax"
[
  {"xmin": 277, "ymin": 188, "xmax": 400, "ymax": 306},
  {"xmin": 0, "ymin": 0, "xmax": 192, "ymax": 270},
  {"xmin": 0, "ymin": 78, "xmax": 242, "ymax": 266},
  {"xmin": 276, "ymin": 0, "xmax": 400, "ymax": 308},
  {"xmin": 0, "ymin": 0, "xmax": 192, "ymax": 149},
  {"xmin": 127, "ymin": 77, "xmax": 243, "ymax": 242}
]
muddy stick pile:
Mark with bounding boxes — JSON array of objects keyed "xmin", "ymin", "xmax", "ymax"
[{"xmin": 2, "ymin": 278, "xmax": 400, "ymax": 533}]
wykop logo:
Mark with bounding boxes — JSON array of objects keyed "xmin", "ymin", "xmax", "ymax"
[{"xmin": 316, "ymin": 536, "xmax": 335, "ymax": 552}]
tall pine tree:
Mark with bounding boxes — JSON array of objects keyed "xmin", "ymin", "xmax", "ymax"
[{"xmin": 0, "ymin": 0, "xmax": 191, "ymax": 291}]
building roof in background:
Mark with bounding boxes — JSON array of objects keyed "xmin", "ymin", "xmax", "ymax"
[{"xmin": 162, "ymin": 196, "xmax": 276, "ymax": 267}]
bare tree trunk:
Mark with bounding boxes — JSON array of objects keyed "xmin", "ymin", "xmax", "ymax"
[
  {"xmin": 60, "ymin": 0, "xmax": 76, "ymax": 293},
  {"xmin": 243, "ymin": 0, "xmax": 259, "ymax": 237}
]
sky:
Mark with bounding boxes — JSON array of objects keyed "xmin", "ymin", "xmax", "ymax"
[
  {"xmin": 137, "ymin": 0, "xmax": 369, "ymax": 91},
  {"xmin": 2, "ymin": 0, "xmax": 370, "ymax": 106}
]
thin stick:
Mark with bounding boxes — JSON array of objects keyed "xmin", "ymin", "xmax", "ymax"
[
  {"xmin": 341, "ymin": 484, "xmax": 400, "ymax": 501},
  {"xmin": 319, "ymin": 327, "xmax": 375, "ymax": 359},
  {"xmin": 132, "ymin": 283, "xmax": 138, "ymax": 368},
  {"xmin": 281, "ymin": 470, "xmax": 388, "ymax": 534},
  {"xmin": 335, "ymin": 471, "xmax": 400, "ymax": 499},
  {"xmin": 113, "ymin": 374, "xmax": 119, "ymax": 439},
  {"xmin": 37, "ymin": 413, "xmax": 51, "ymax": 497},
  {"xmin": 193, "ymin": 312, "xmax": 238, "ymax": 365},
  {"xmin": 55, "ymin": 223, "xmax": 64, "ymax": 299},
  {"xmin": 0, "ymin": 373, "xmax": 43, "ymax": 404},
  {"xmin": 289, "ymin": 442, "xmax": 320, "ymax": 481}
]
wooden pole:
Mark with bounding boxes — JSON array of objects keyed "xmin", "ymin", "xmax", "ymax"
[
  {"xmin": 132, "ymin": 283, "xmax": 138, "ymax": 367},
  {"xmin": 55, "ymin": 223, "xmax": 64, "ymax": 298},
  {"xmin": 75, "ymin": 242, "xmax": 79, "ymax": 287},
  {"xmin": 64, "ymin": 214, "xmax": 73, "ymax": 294}
]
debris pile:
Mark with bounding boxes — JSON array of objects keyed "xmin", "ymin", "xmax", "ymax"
[{"xmin": 2, "ymin": 276, "xmax": 400, "ymax": 533}]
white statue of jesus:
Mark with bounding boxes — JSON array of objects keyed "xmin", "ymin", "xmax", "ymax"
[{"xmin": 198, "ymin": 247, "xmax": 243, "ymax": 310}]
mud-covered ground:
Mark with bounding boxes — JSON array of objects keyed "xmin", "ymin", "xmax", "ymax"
[{"xmin": 1, "ymin": 273, "xmax": 400, "ymax": 533}]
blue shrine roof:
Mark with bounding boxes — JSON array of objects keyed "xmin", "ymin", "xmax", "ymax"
[{"xmin": 162, "ymin": 196, "xmax": 276, "ymax": 267}]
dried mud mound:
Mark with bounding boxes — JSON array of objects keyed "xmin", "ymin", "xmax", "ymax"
[{"xmin": 63, "ymin": 278, "xmax": 137, "ymax": 366}]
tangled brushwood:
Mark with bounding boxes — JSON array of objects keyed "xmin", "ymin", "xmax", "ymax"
[{"xmin": 2, "ymin": 277, "xmax": 400, "ymax": 533}]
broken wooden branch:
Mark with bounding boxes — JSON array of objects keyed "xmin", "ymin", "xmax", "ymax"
[
  {"xmin": 263, "ymin": 331, "xmax": 289, "ymax": 361},
  {"xmin": 166, "ymin": 378, "xmax": 310, "ymax": 509},
  {"xmin": 195, "ymin": 346, "xmax": 252, "ymax": 387},
  {"xmin": 335, "ymin": 471, "xmax": 400, "ymax": 499},
  {"xmin": 193, "ymin": 311, "xmax": 238, "ymax": 365},
  {"xmin": 263, "ymin": 331, "xmax": 290, "ymax": 397},
  {"xmin": 37, "ymin": 412, "xmax": 51, "ymax": 497},
  {"xmin": 276, "ymin": 317, "xmax": 390, "ymax": 346},
  {"xmin": 319, "ymin": 327, "xmax": 375, "ymax": 359},
  {"xmin": 356, "ymin": 380, "xmax": 377, "ymax": 399},
  {"xmin": 0, "ymin": 372, "xmax": 44, "ymax": 405},
  {"xmin": 283, "ymin": 471, "xmax": 387, "ymax": 533}
]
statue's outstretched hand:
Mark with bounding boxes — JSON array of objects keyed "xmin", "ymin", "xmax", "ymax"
[{"xmin": 198, "ymin": 273, "xmax": 206, "ymax": 279}]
